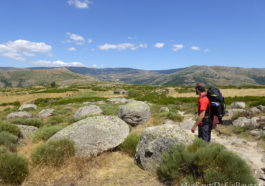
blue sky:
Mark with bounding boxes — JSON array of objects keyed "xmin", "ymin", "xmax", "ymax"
[{"xmin": 0, "ymin": 0, "xmax": 264, "ymax": 70}]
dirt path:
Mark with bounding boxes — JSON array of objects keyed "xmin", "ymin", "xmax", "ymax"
[{"xmin": 211, "ymin": 132, "xmax": 265, "ymax": 171}]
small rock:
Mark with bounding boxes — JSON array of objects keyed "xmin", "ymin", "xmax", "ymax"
[
  {"xmin": 250, "ymin": 129, "xmax": 263, "ymax": 137},
  {"xmin": 16, "ymin": 124, "xmax": 38, "ymax": 139},
  {"xmin": 159, "ymin": 107, "xmax": 169, "ymax": 113},
  {"xmin": 19, "ymin": 104, "xmax": 37, "ymax": 111},
  {"xmin": 6, "ymin": 112, "xmax": 32, "ymax": 120},
  {"xmin": 83, "ymin": 102, "xmax": 91, "ymax": 105},
  {"xmin": 96, "ymin": 101, "xmax": 106, "ymax": 105},
  {"xmin": 108, "ymin": 98, "xmax": 129, "ymax": 104},
  {"xmin": 114, "ymin": 89, "xmax": 127, "ymax": 95},
  {"xmin": 179, "ymin": 120, "xmax": 195, "ymax": 131},
  {"xmin": 74, "ymin": 105, "xmax": 103, "ymax": 119},
  {"xmin": 230, "ymin": 102, "xmax": 246, "ymax": 109},
  {"xmin": 232, "ymin": 117, "xmax": 251, "ymax": 128},
  {"xmin": 38, "ymin": 109, "xmax": 54, "ymax": 118},
  {"xmin": 250, "ymin": 107, "xmax": 261, "ymax": 115},
  {"xmin": 257, "ymin": 105, "xmax": 265, "ymax": 112}
]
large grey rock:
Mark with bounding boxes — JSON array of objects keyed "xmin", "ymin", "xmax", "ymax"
[
  {"xmin": 19, "ymin": 104, "xmax": 37, "ymax": 111},
  {"xmin": 16, "ymin": 124, "xmax": 38, "ymax": 139},
  {"xmin": 159, "ymin": 107, "xmax": 169, "ymax": 113},
  {"xmin": 38, "ymin": 109, "xmax": 54, "ymax": 118},
  {"xmin": 119, "ymin": 101, "xmax": 150, "ymax": 126},
  {"xmin": 74, "ymin": 105, "xmax": 103, "ymax": 119},
  {"xmin": 230, "ymin": 102, "xmax": 246, "ymax": 109},
  {"xmin": 49, "ymin": 116, "xmax": 130, "ymax": 157},
  {"xmin": 135, "ymin": 124, "xmax": 194, "ymax": 172},
  {"xmin": 6, "ymin": 112, "xmax": 32, "ymax": 120}
]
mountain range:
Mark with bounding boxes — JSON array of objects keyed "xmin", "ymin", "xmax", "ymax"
[{"xmin": 0, "ymin": 66, "xmax": 265, "ymax": 88}]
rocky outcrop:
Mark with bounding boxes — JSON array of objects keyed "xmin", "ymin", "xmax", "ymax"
[
  {"xmin": 114, "ymin": 89, "xmax": 127, "ymax": 95},
  {"xmin": 19, "ymin": 104, "xmax": 37, "ymax": 111},
  {"xmin": 135, "ymin": 124, "xmax": 194, "ymax": 172},
  {"xmin": 48, "ymin": 116, "xmax": 130, "ymax": 157},
  {"xmin": 38, "ymin": 109, "xmax": 54, "ymax": 118},
  {"xmin": 232, "ymin": 117, "xmax": 260, "ymax": 128},
  {"xmin": 74, "ymin": 105, "xmax": 103, "ymax": 119},
  {"xmin": 6, "ymin": 112, "xmax": 32, "ymax": 120},
  {"xmin": 230, "ymin": 102, "xmax": 246, "ymax": 109},
  {"xmin": 119, "ymin": 101, "xmax": 150, "ymax": 126},
  {"xmin": 16, "ymin": 124, "xmax": 38, "ymax": 139},
  {"xmin": 107, "ymin": 98, "xmax": 133, "ymax": 104}
]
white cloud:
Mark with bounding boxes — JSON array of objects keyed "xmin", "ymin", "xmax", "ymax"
[
  {"xmin": 204, "ymin": 48, "xmax": 209, "ymax": 53},
  {"xmin": 154, "ymin": 42, "xmax": 165, "ymax": 48},
  {"xmin": 66, "ymin": 32, "xmax": 85, "ymax": 45},
  {"xmin": 128, "ymin": 36, "xmax": 136, "ymax": 40},
  {"xmin": 67, "ymin": 0, "xmax": 92, "ymax": 9},
  {"xmin": 87, "ymin": 38, "xmax": 93, "ymax": 43},
  {"xmin": 68, "ymin": 47, "xmax": 76, "ymax": 52},
  {"xmin": 98, "ymin": 43, "xmax": 147, "ymax": 51},
  {"xmin": 191, "ymin": 46, "xmax": 200, "ymax": 51},
  {"xmin": 33, "ymin": 60, "xmax": 85, "ymax": 67},
  {"xmin": 0, "ymin": 39, "xmax": 52, "ymax": 61},
  {"xmin": 172, "ymin": 44, "xmax": 184, "ymax": 51}
]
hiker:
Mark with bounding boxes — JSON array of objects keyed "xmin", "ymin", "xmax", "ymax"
[{"xmin": 191, "ymin": 83, "xmax": 213, "ymax": 142}]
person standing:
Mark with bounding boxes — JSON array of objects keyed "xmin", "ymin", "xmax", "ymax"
[{"xmin": 191, "ymin": 83, "xmax": 213, "ymax": 142}]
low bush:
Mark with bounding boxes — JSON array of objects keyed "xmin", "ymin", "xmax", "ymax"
[
  {"xmin": 0, "ymin": 132, "xmax": 18, "ymax": 152},
  {"xmin": 158, "ymin": 138, "xmax": 256, "ymax": 185},
  {"xmin": 46, "ymin": 116, "xmax": 64, "ymax": 125},
  {"xmin": 32, "ymin": 124, "xmax": 67, "ymax": 142},
  {"xmin": 9, "ymin": 118, "xmax": 43, "ymax": 128},
  {"xmin": 118, "ymin": 133, "xmax": 141, "ymax": 157},
  {"xmin": 0, "ymin": 101, "xmax": 20, "ymax": 107},
  {"xmin": 159, "ymin": 112, "xmax": 183, "ymax": 122},
  {"xmin": 0, "ymin": 152, "xmax": 29, "ymax": 184},
  {"xmin": 0, "ymin": 122, "xmax": 21, "ymax": 137},
  {"xmin": 31, "ymin": 139, "xmax": 75, "ymax": 166}
]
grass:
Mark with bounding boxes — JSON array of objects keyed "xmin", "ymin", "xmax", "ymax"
[
  {"xmin": 99, "ymin": 104, "xmax": 121, "ymax": 116},
  {"xmin": 32, "ymin": 124, "xmax": 68, "ymax": 142},
  {"xmin": 0, "ymin": 131, "xmax": 18, "ymax": 152},
  {"xmin": 9, "ymin": 118, "xmax": 43, "ymax": 128},
  {"xmin": 0, "ymin": 122, "xmax": 21, "ymax": 137},
  {"xmin": 158, "ymin": 138, "xmax": 257, "ymax": 184},
  {"xmin": 31, "ymin": 139, "xmax": 75, "ymax": 166},
  {"xmin": 118, "ymin": 133, "xmax": 141, "ymax": 157},
  {"xmin": 0, "ymin": 151, "xmax": 29, "ymax": 184}
]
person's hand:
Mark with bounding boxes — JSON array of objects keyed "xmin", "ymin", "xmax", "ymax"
[{"xmin": 191, "ymin": 125, "xmax": 196, "ymax": 133}]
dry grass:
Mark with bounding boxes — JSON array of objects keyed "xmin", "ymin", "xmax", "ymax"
[
  {"xmin": 131, "ymin": 117, "xmax": 163, "ymax": 134},
  {"xmin": 20, "ymin": 150, "xmax": 161, "ymax": 186},
  {"xmin": 0, "ymin": 92, "xmax": 76, "ymax": 105},
  {"xmin": 78, "ymin": 89, "xmax": 125, "ymax": 98},
  {"xmin": 168, "ymin": 87, "xmax": 265, "ymax": 98}
]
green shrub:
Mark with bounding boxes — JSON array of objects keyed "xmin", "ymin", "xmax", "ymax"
[
  {"xmin": 9, "ymin": 118, "xmax": 43, "ymax": 128},
  {"xmin": 159, "ymin": 112, "xmax": 183, "ymax": 122},
  {"xmin": 158, "ymin": 138, "xmax": 256, "ymax": 184},
  {"xmin": 0, "ymin": 122, "xmax": 21, "ymax": 137},
  {"xmin": 31, "ymin": 139, "xmax": 75, "ymax": 166},
  {"xmin": 0, "ymin": 152, "xmax": 29, "ymax": 184},
  {"xmin": 0, "ymin": 132, "xmax": 18, "ymax": 151},
  {"xmin": 118, "ymin": 133, "xmax": 140, "ymax": 157},
  {"xmin": 32, "ymin": 124, "xmax": 67, "ymax": 142},
  {"xmin": 46, "ymin": 116, "xmax": 64, "ymax": 125}
]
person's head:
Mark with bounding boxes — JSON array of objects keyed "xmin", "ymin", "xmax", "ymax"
[{"xmin": 195, "ymin": 83, "xmax": 206, "ymax": 95}]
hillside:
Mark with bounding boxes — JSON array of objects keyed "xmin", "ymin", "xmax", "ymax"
[
  {"xmin": 0, "ymin": 68, "xmax": 97, "ymax": 88},
  {"xmin": 66, "ymin": 66, "xmax": 265, "ymax": 86}
]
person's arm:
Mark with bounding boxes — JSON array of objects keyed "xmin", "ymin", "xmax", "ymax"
[{"xmin": 191, "ymin": 110, "xmax": 206, "ymax": 133}]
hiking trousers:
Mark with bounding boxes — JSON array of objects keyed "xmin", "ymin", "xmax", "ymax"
[{"xmin": 198, "ymin": 123, "xmax": 212, "ymax": 142}]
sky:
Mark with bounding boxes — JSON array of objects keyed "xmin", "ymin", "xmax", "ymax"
[{"xmin": 0, "ymin": 0, "xmax": 265, "ymax": 70}]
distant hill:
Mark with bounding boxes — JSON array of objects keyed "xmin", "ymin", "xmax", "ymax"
[
  {"xmin": 0, "ymin": 68, "xmax": 97, "ymax": 88},
  {"xmin": 66, "ymin": 66, "xmax": 265, "ymax": 86},
  {"xmin": 0, "ymin": 65, "xmax": 265, "ymax": 87}
]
